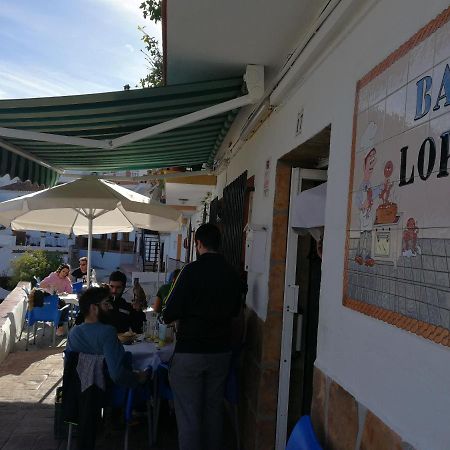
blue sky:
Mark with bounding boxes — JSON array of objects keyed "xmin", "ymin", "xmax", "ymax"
[{"xmin": 0, "ymin": 0, "xmax": 161, "ymax": 99}]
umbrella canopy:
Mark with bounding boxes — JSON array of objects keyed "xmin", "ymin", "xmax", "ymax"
[
  {"xmin": 0, "ymin": 176, "xmax": 181, "ymax": 235},
  {"xmin": 0, "ymin": 177, "xmax": 182, "ymax": 287}
]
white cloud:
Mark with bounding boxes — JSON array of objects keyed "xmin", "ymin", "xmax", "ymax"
[
  {"xmin": 0, "ymin": 61, "xmax": 116, "ymax": 99},
  {"xmin": 125, "ymin": 44, "xmax": 135, "ymax": 53}
]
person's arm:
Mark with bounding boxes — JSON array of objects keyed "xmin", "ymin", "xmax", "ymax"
[
  {"xmin": 101, "ymin": 326, "xmax": 140, "ymax": 387},
  {"xmin": 162, "ymin": 266, "xmax": 191, "ymax": 324},
  {"xmin": 153, "ymin": 296, "xmax": 162, "ymax": 313},
  {"xmin": 39, "ymin": 273, "xmax": 55, "ymax": 290},
  {"xmin": 65, "ymin": 278, "xmax": 73, "ymax": 294}
]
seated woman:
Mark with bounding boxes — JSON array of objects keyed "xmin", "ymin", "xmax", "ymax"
[
  {"xmin": 40, "ymin": 264, "xmax": 73, "ymax": 294},
  {"xmin": 39, "ymin": 264, "xmax": 73, "ymax": 336}
]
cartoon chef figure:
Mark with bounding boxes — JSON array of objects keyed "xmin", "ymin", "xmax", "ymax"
[{"xmin": 355, "ymin": 147, "xmax": 381, "ymax": 266}]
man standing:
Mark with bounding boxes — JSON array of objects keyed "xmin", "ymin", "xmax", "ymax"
[
  {"xmin": 108, "ymin": 271, "xmax": 133, "ymax": 334},
  {"xmin": 162, "ymin": 224, "xmax": 242, "ymax": 450}
]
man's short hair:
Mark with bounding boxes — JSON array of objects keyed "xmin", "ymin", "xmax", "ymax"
[
  {"xmin": 109, "ymin": 270, "xmax": 127, "ymax": 286},
  {"xmin": 195, "ymin": 224, "xmax": 221, "ymax": 251},
  {"xmin": 79, "ymin": 256, "xmax": 88, "ymax": 263},
  {"xmin": 79, "ymin": 285, "xmax": 111, "ymax": 316}
]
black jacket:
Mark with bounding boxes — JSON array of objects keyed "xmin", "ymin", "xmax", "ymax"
[{"xmin": 162, "ymin": 252, "xmax": 242, "ymax": 353}]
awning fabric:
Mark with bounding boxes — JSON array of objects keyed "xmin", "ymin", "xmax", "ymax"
[
  {"xmin": 0, "ymin": 77, "xmax": 244, "ymax": 186},
  {"xmin": 0, "ymin": 147, "xmax": 58, "ymax": 187}
]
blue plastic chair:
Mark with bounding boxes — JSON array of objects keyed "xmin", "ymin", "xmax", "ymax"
[
  {"xmin": 286, "ymin": 416, "xmax": 322, "ymax": 450},
  {"xmin": 124, "ymin": 379, "xmax": 153, "ymax": 450},
  {"xmin": 25, "ymin": 295, "xmax": 69, "ymax": 350},
  {"xmin": 72, "ymin": 282, "xmax": 83, "ymax": 293}
]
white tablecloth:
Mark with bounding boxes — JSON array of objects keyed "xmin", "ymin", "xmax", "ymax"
[
  {"xmin": 59, "ymin": 293, "xmax": 79, "ymax": 305},
  {"xmin": 126, "ymin": 341, "xmax": 174, "ymax": 371}
]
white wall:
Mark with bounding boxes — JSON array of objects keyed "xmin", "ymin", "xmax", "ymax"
[{"xmin": 216, "ymin": 1, "xmax": 450, "ymax": 448}]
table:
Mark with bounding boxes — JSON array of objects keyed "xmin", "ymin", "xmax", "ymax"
[
  {"xmin": 58, "ymin": 293, "xmax": 79, "ymax": 328},
  {"xmin": 58, "ymin": 293, "xmax": 79, "ymax": 305},
  {"xmin": 126, "ymin": 341, "xmax": 174, "ymax": 371}
]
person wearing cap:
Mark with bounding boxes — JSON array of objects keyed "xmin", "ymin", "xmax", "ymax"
[
  {"xmin": 67, "ymin": 285, "xmax": 147, "ymax": 387},
  {"xmin": 162, "ymin": 224, "xmax": 242, "ymax": 450},
  {"xmin": 355, "ymin": 147, "xmax": 381, "ymax": 266}
]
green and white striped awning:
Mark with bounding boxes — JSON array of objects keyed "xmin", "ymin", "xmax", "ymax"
[{"xmin": 0, "ymin": 76, "xmax": 247, "ymax": 187}]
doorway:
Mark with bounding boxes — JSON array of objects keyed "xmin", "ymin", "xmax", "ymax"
[{"xmin": 275, "ymin": 126, "xmax": 330, "ymax": 449}]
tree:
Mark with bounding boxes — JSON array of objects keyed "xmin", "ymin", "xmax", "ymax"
[
  {"xmin": 137, "ymin": 0, "xmax": 164, "ymax": 88},
  {"xmin": 9, "ymin": 251, "xmax": 63, "ymax": 288}
]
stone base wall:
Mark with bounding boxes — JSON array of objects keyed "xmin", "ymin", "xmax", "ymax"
[
  {"xmin": 311, "ymin": 367, "xmax": 416, "ymax": 450},
  {"xmin": 0, "ymin": 282, "xmax": 29, "ymax": 364}
]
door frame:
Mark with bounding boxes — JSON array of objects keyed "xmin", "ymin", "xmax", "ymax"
[{"xmin": 275, "ymin": 168, "xmax": 327, "ymax": 449}]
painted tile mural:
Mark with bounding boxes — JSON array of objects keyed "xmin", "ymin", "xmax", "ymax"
[{"xmin": 344, "ymin": 7, "xmax": 450, "ymax": 346}]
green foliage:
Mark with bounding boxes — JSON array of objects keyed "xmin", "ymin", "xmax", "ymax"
[
  {"xmin": 137, "ymin": 26, "xmax": 164, "ymax": 88},
  {"xmin": 9, "ymin": 250, "xmax": 64, "ymax": 288},
  {"xmin": 136, "ymin": 0, "xmax": 163, "ymax": 88},
  {"xmin": 139, "ymin": 0, "xmax": 162, "ymax": 23}
]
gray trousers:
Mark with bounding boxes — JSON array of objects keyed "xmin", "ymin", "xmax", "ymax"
[{"xmin": 169, "ymin": 352, "xmax": 231, "ymax": 450}]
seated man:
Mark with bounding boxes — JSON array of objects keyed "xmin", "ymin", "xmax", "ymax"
[
  {"xmin": 108, "ymin": 271, "xmax": 133, "ymax": 334},
  {"xmin": 71, "ymin": 257, "xmax": 89, "ymax": 282},
  {"xmin": 67, "ymin": 285, "xmax": 147, "ymax": 387}
]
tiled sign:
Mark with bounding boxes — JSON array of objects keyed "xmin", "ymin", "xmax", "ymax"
[{"xmin": 344, "ymin": 7, "xmax": 450, "ymax": 346}]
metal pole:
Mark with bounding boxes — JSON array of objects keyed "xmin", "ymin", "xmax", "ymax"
[
  {"xmin": 156, "ymin": 234, "xmax": 161, "ymax": 291},
  {"xmin": 87, "ymin": 211, "xmax": 93, "ymax": 288}
]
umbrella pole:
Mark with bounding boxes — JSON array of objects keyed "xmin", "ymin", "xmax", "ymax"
[{"xmin": 87, "ymin": 211, "xmax": 93, "ymax": 288}]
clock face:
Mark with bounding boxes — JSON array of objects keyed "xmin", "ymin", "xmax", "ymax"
[{"xmin": 375, "ymin": 234, "xmax": 390, "ymax": 257}]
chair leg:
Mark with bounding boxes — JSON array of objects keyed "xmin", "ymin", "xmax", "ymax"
[
  {"xmin": 33, "ymin": 323, "xmax": 37, "ymax": 344},
  {"xmin": 26, "ymin": 324, "xmax": 30, "ymax": 351},
  {"xmin": 67, "ymin": 423, "xmax": 72, "ymax": 450},
  {"xmin": 42, "ymin": 322, "xmax": 45, "ymax": 337},
  {"xmin": 53, "ymin": 324, "xmax": 56, "ymax": 347}
]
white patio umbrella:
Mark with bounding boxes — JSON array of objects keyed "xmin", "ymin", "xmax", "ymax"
[{"xmin": 0, "ymin": 176, "xmax": 182, "ymax": 286}]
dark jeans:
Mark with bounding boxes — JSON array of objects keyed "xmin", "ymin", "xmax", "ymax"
[{"xmin": 169, "ymin": 352, "xmax": 231, "ymax": 450}]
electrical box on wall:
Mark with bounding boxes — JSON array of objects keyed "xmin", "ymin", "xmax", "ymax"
[{"xmin": 244, "ymin": 224, "xmax": 267, "ymax": 273}]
